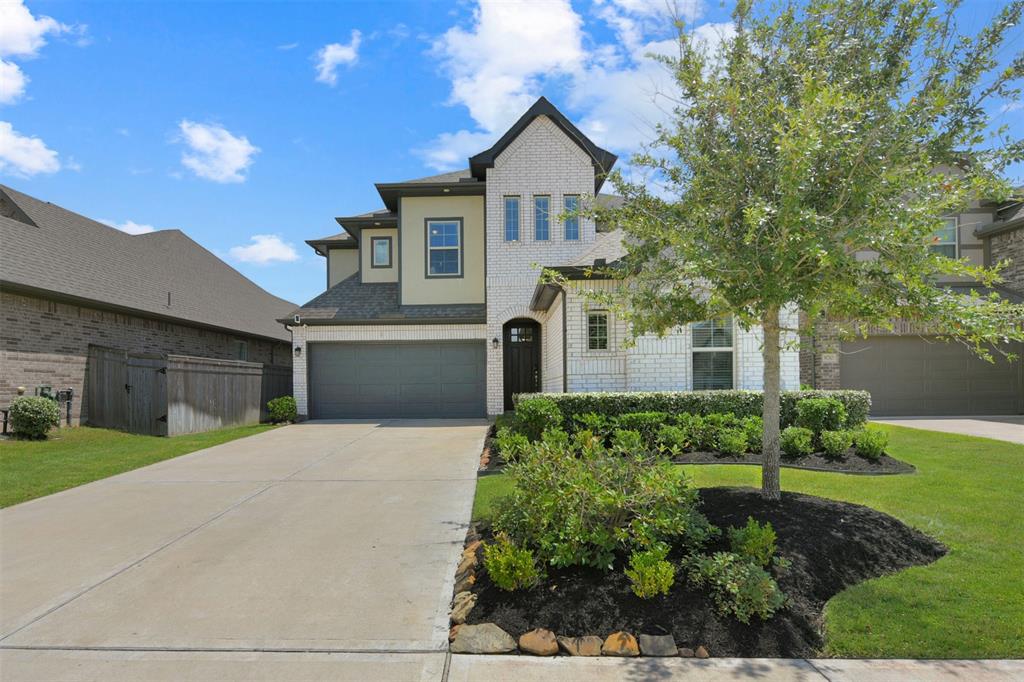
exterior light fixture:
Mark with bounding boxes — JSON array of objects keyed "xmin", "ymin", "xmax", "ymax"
[
  {"xmin": 294, "ymin": 346, "xmax": 302, "ymax": 357},
  {"xmin": 492, "ymin": 337, "xmax": 500, "ymax": 349}
]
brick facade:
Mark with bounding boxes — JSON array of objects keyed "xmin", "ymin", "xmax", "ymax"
[{"xmin": 0, "ymin": 290, "xmax": 290, "ymax": 425}]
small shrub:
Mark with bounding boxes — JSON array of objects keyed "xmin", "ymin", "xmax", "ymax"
[
  {"xmin": 266, "ymin": 396, "xmax": 297, "ymax": 423},
  {"xmin": 688, "ymin": 414, "xmax": 740, "ymax": 451},
  {"xmin": 780, "ymin": 426, "xmax": 814, "ymax": 458},
  {"xmin": 483, "ymin": 534, "xmax": 540, "ymax": 591},
  {"xmin": 728, "ymin": 517, "xmax": 777, "ymax": 567},
  {"xmin": 624, "ymin": 544, "xmax": 676, "ymax": 599},
  {"xmin": 9, "ymin": 396, "xmax": 60, "ymax": 439},
  {"xmin": 853, "ymin": 428, "xmax": 888, "ymax": 461},
  {"xmin": 794, "ymin": 397, "xmax": 848, "ymax": 443},
  {"xmin": 717, "ymin": 427, "xmax": 749, "ymax": 455},
  {"xmin": 741, "ymin": 415, "xmax": 763, "ymax": 453},
  {"xmin": 820, "ymin": 429, "xmax": 854, "ymax": 458},
  {"xmin": 573, "ymin": 412, "xmax": 614, "ymax": 440},
  {"xmin": 656, "ymin": 424, "xmax": 689, "ymax": 454},
  {"xmin": 615, "ymin": 412, "xmax": 668, "ymax": 447},
  {"xmin": 514, "ymin": 397, "xmax": 563, "ymax": 441},
  {"xmin": 494, "ymin": 427, "xmax": 530, "ymax": 462},
  {"xmin": 687, "ymin": 552, "xmax": 786, "ymax": 623},
  {"xmin": 610, "ymin": 428, "xmax": 645, "ymax": 454}
]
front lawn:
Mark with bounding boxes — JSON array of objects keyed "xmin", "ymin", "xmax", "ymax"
[
  {"xmin": 473, "ymin": 424, "xmax": 1024, "ymax": 658},
  {"xmin": 0, "ymin": 424, "xmax": 277, "ymax": 507}
]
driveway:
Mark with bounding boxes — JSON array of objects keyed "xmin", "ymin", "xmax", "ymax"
[
  {"xmin": 873, "ymin": 416, "xmax": 1024, "ymax": 444},
  {"xmin": 0, "ymin": 420, "xmax": 487, "ymax": 681}
]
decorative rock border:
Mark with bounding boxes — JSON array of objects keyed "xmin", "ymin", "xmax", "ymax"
[{"xmin": 448, "ymin": 528, "xmax": 713, "ymax": 658}]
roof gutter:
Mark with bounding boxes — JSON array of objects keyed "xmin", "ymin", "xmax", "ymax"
[
  {"xmin": 276, "ymin": 316, "xmax": 487, "ymax": 327},
  {"xmin": 975, "ymin": 215, "xmax": 1024, "ymax": 239}
]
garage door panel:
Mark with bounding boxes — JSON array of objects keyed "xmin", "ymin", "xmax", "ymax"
[
  {"xmin": 841, "ymin": 337, "xmax": 1023, "ymax": 416},
  {"xmin": 309, "ymin": 341, "xmax": 485, "ymax": 419}
]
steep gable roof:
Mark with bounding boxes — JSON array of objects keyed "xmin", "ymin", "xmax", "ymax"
[
  {"xmin": 468, "ymin": 96, "xmax": 617, "ymax": 191},
  {"xmin": 0, "ymin": 184, "xmax": 295, "ymax": 342}
]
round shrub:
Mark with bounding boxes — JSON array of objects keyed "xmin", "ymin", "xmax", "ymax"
[
  {"xmin": 687, "ymin": 551, "xmax": 786, "ymax": 624},
  {"xmin": 741, "ymin": 415, "xmax": 763, "ymax": 453},
  {"xmin": 794, "ymin": 397, "xmax": 848, "ymax": 441},
  {"xmin": 9, "ymin": 396, "xmax": 60, "ymax": 439},
  {"xmin": 820, "ymin": 429, "xmax": 854, "ymax": 458},
  {"xmin": 853, "ymin": 428, "xmax": 888, "ymax": 461},
  {"xmin": 615, "ymin": 412, "xmax": 668, "ymax": 448},
  {"xmin": 624, "ymin": 544, "xmax": 675, "ymax": 599},
  {"xmin": 656, "ymin": 424, "xmax": 689, "ymax": 453},
  {"xmin": 483, "ymin": 534, "xmax": 540, "ymax": 591},
  {"xmin": 728, "ymin": 517, "xmax": 777, "ymax": 567},
  {"xmin": 494, "ymin": 427, "xmax": 530, "ymax": 462},
  {"xmin": 266, "ymin": 396, "xmax": 297, "ymax": 423},
  {"xmin": 717, "ymin": 427, "xmax": 749, "ymax": 456},
  {"xmin": 780, "ymin": 426, "xmax": 814, "ymax": 458},
  {"xmin": 514, "ymin": 397, "xmax": 562, "ymax": 441}
]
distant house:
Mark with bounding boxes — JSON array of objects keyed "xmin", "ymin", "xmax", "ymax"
[{"xmin": 0, "ymin": 184, "xmax": 296, "ymax": 425}]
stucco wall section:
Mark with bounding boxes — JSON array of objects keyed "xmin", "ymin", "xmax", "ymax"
[
  {"xmin": 359, "ymin": 228, "xmax": 398, "ymax": 283},
  {"xmin": 290, "ymin": 323, "xmax": 488, "ymax": 416},
  {"xmin": 327, "ymin": 248, "xmax": 359, "ymax": 288},
  {"xmin": 484, "ymin": 115, "xmax": 599, "ymax": 414},
  {"xmin": 1, "ymin": 290, "xmax": 290, "ymax": 425},
  {"xmin": 400, "ymin": 195, "xmax": 485, "ymax": 305}
]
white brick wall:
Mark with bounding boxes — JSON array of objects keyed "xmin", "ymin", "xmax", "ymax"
[
  {"xmin": 542, "ymin": 290, "xmax": 565, "ymax": 392},
  {"xmin": 290, "ymin": 323, "xmax": 487, "ymax": 416},
  {"xmin": 485, "ymin": 115, "xmax": 598, "ymax": 414}
]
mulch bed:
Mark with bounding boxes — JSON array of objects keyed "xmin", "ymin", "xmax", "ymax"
[
  {"xmin": 466, "ymin": 487, "xmax": 946, "ymax": 657},
  {"xmin": 674, "ymin": 450, "xmax": 915, "ymax": 475}
]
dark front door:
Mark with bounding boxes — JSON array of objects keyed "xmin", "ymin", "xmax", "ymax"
[{"xmin": 503, "ymin": 319, "xmax": 541, "ymax": 410}]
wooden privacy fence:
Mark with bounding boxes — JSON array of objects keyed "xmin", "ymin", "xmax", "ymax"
[{"xmin": 86, "ymin": 346, "xmax": 292, "ymax": 436}]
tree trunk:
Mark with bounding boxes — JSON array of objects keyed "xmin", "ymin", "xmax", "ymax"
[{"xmin": 761, "ymin": 308, "xmax": 782, "ymax": 501}]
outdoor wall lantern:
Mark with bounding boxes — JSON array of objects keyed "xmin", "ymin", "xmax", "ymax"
[
  {"xmin": 491, "ymin": 337, "xmax": 500, "ymax": 349},
  {"xmin": 294, "ymin": 346, "xmax": 302, "ymax": 357}
]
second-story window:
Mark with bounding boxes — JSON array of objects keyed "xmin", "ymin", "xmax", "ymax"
[
  {"xmin": 534, "ymin": 195, "xmax": 550, "ymax": 241},
  {"xmin": 564, "ymin": 195, "xmax": 579, "ymax": 240},
  {"xmin": 426, "ymin": 219, "xmax": 462, "ymax": 277},
  {"xmin": 371, "ymin": 236, "xmax": 392, "ymax": 268},
  {"xmin": 504, "ymin": 196, "xmax": 520, "ymax": 241},
  {"xmin": 929, "ymin": 217, "xmax": 958, "ymax": 259}
]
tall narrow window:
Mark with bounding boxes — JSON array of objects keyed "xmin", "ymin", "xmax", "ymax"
[
  {"xmin": 929, "ymin": 217, "xmax": 958, "ymax": 259},
  {"xmin": 534, "ymin": 195, "xmax": 550, "ymax": 241},
  {"xmin": 426, "ymin": 219, "xmax": 462, "ymax": 277},
  {"xmin": 587, "ymin": 311, "xmax": 608, "ymax": 350},
  {"xmin": 370, "ymin": 236, "xmax": 392, "ymax": 268},
  {"xmin": 504, "ymin": 196, "xmax": 520, "ymax": 241},
  {"xmin": 564, "ymin": 195, "xmax": 579, "ymax": 240},
  {"xmin": 692, "ymin": 317, "xmax": 733, "ymax": 389}
]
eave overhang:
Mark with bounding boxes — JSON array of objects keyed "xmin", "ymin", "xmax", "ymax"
[{"xmin": 374, "ymin": 181, "xmax": 485, "ymax": 213}]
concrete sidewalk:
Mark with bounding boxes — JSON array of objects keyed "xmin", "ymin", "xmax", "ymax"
[
  {"xmin": 1, "ymin": 650, "xmax": 1021, "ymax": 681},
  {"xmin": 874, "ymin": 416, "xmax": 1024, "ymax": 444}
]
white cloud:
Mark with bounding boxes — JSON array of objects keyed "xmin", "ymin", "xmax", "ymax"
[
  {"xmin": 414, "ymin": 129, "xmax": 497, "ymax": 171},
  {"xmin": 176, "ymin": 120, "xmax": 259, "ymax": 183},
  {"xmin": 277, "ymin": 42, "xmax": 299, "ymax": 51},
  {"xmin": 0, "ymin": 60, "xmax": 28, "ymax": 105},
  {"xmin": 99, "ymin": 218, "xmax": 158, "ymax": 235},
  {"xmin": 314, "ymin": 30, "xmax": 362, "ymax": 86},
  {"xmin": 0, "ymin": 120, "xmax": 60, "ymax": 176},
  {"xmin": 0, "ymin": 1, "xmax": 69, "ymax": 58},
  {"xmin": 229, "ymin": 234, "xmax": 300, "ymax": 264}
]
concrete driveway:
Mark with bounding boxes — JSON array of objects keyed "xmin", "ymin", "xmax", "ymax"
[
  {"xmin": 873, "ymin": 416, "xmax": 1024, "ymax": 444},
  {"xmin": 0, "ymin": 420, "xmax": 487, "ymax": 681}
]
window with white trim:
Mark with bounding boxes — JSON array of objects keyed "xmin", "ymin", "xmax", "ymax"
[
  {"xmin": 587, "ymin": 311, "xmax": 609, "ymax": 350},
  {"xmin": 929, "ymin": 217, "xmax": 958, "ymax": 259},
  {"xmin": 426, "ymin": 220, "xmax": 462, "ymax": 276},
  {"xmin": 534, "ymin": 195, "xmax": 550, "ymax": 241},
  {"xmin": 504, "ymin": 196, "xmax": 520, "ymax": 241},
  {"xmin": 692, "ymin": 317, "xmax": 733, "ymax": 390},
  {"xmin": 564, "ymin": 195, "xmax": 579, "ymax": 240}
]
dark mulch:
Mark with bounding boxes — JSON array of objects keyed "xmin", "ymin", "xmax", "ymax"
[
  {"xmin": 466, "ymin": 487, "xmax": 946, "ymax": 657},
  {"xmin": 674, "ymin": 450, "xmax": 915, "ymax": 475}
]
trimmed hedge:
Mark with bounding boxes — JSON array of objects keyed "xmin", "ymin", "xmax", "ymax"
[{"xmin": 514, "ymin": 389, "xmax": 871, "ymax": 428}]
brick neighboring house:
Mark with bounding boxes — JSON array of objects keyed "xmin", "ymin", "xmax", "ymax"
[
  {"xmin": 0, "ymin": 184, "xmax": 296, "ymax": 425},
  {"xmin": 800, "ymin": 194, "xmax": 1024, "ymax": 415},
  {"xmin": 284, "ymin": 97, "xmax": 801, "ymax": 419}
]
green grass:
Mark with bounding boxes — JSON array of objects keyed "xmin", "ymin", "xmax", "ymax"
[
  {"xmin": 472, "ymin": 424, "xmax": 1024, "ymax": 658},
  {"xmin": 0, "ymin": 424, "xmax": 277, "ymax": 508}
]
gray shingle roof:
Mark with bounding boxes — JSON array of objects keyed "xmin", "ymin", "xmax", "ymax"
[
  {"xmin": 0, "ymin": 184, "xmax": 295, "ymax": 342},
  {"xmin": 397, "ymin": 168, "xmax": 473, "ymax": 184},
  {"xmin": 288, "ymin": 274, "xmax": 485, "ymax": 324}
]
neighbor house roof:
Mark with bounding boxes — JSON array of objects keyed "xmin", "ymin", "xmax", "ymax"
[
  {"xmin": 284, "ymin": 274, "xmax": 486, "ymax": 325},
  {"xmin": 0, "ymin": 184, "xmax": 296, "ymax": 343},
  {"xmin": 469, "ymin": 97, "xmax": 617, "ymax": 192}
]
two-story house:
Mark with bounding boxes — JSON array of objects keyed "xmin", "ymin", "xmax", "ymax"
[{"xmin": 284, "ymin": 97, "xmax": 802, "ymax": 419}]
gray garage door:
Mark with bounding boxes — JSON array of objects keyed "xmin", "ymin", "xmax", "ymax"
[
  {"xmin": 308, "ymin": 341, "xmax": 486, "ymax": 419},
  {"xmin": 841, "ymin": 337, "xmax": 1023, "ymax": 416}
]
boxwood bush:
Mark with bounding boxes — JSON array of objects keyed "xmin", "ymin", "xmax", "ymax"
[
  {"xmin": 514, "ymin": 389, "xmax": 870, "ymax": 429},
  {"xmin": 9, "ymin": 396, "xmax": 60, "ymax": 439}
]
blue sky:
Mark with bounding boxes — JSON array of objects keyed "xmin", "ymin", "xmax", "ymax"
[{"xmin": 1, "ymin": 0, "xmax": 1020, "ymax": 306}]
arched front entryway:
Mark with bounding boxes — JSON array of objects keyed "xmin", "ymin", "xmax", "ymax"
[{"xmin": 503, "ymin": 318, "xmax": 541, "ymax": 410}]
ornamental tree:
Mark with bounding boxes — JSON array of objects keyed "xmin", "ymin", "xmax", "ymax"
[{"xmin": 581, "ymin": 0, "xmax": 1024, "ymax": 500}]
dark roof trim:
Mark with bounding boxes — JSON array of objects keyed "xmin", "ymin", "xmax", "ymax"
[
  {"xmin": 530, "ymin": 282, "xmax": 562, "ymax": 312},
  {"xmin": 2, "ymin": 280, "xmax": 290, "ymax": 345},
  {"xmin": 305, "ymin": 237, "xmax": 357, "ymax": 257},
  {"xmin": 469, "ymin": 96, "xmax": 617, "ymax": 192},
  {"xmin": 975, "ymin": 215, "xmax": 1024, "ymax": 238},
  {"xmin": 277, "ymin": 316, "xmax": 486, "ymax": 327},
  {"xmin": 374, "ymin": 181, "xmax": 484, "ymax": 213},
  {"xmin": 332, "ymin": 213, "xmax": 399, "ymax": 244}
]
